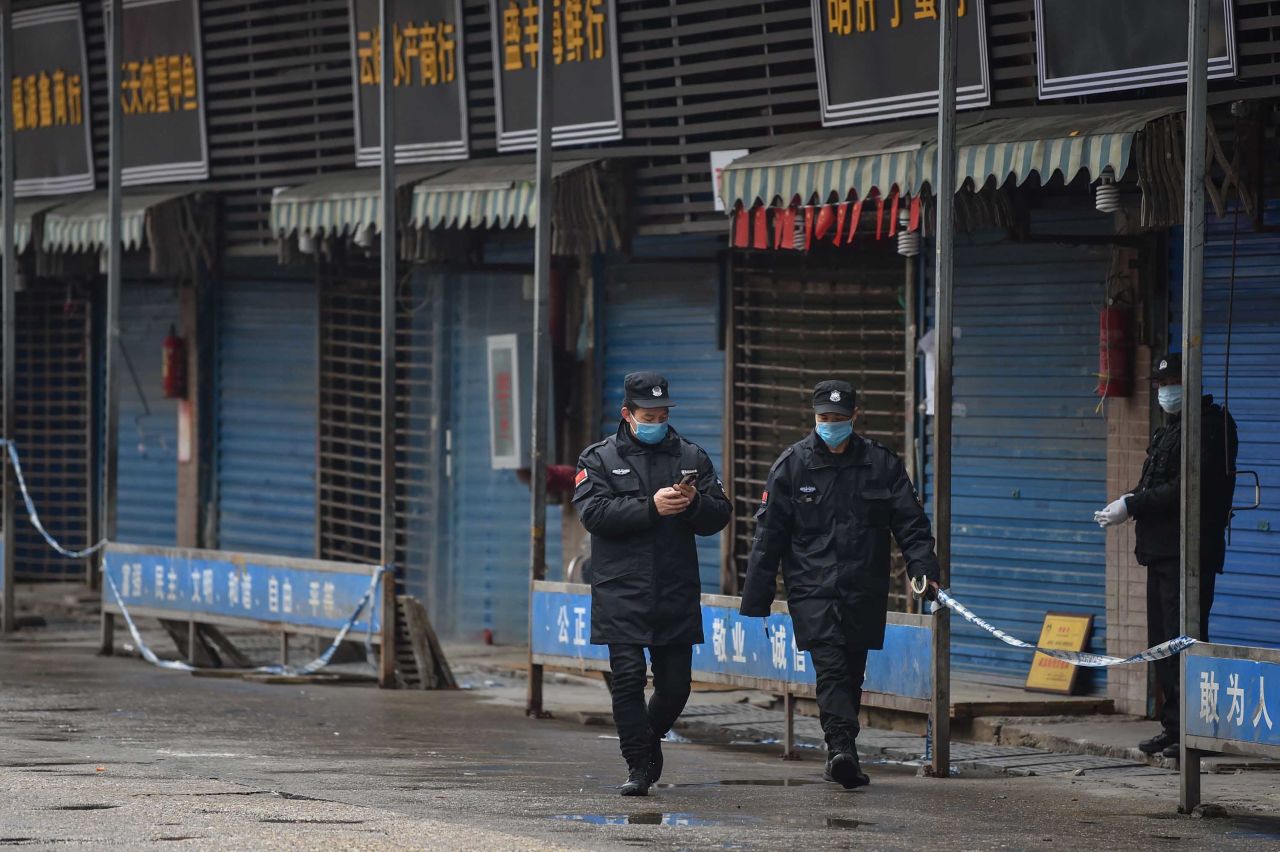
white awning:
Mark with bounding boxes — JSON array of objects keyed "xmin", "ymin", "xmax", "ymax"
[
  {"xmin": 269, "ymin": 166, "xmax": 449, "ymax": 239},
  {"xmin": 41, "ymin": 191, "xmax": 192, "ymax": 253}
]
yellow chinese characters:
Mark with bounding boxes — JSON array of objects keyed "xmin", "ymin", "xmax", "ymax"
[
  {"xmin": 359, "ymin": 19, "xmax": 458, "ymax": 86},
  {"xmin": 120, "ymin": 55, "xmax": 198, "ymax": 115},
  {"xmin": 11, "ymin": 69, "xmax": 83, "ymax": 132},
  {"xmin": 502, "ymin": 0, "xmax": 607, "ymax": 72},
  {"xmin": 829, "ymin": 0, "xmax": 965, "ymax": 35}
]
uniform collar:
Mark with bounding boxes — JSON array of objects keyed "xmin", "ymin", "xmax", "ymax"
[
  {"xmin": 615, "ymin": 419, "xmax": 681, "ymax": 456},
  {"xmin": 802, "ymin": 429, "xmax": 869, "ymax": 468}
]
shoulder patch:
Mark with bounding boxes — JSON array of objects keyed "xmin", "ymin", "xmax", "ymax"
[{"xmin": 574, "ymin": 469, "xmax": 588, "ymax": 488}]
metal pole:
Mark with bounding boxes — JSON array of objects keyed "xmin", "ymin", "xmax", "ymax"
[
  {"xmin": 930, "ymin": 0, "xmax": 958, "ymax": 779},
  {"xmin": 1179, "ymin": 0, "xmax": 1210, "ymax": 814},
  {"xmin": 0, "ymin": 0, "xmax": 15, "ymax": 635},
  {"xmin": 377, "ymin": 0, "xmax": 397, "ymax": 689},
  {"xmin": 525, "ymin": 0, "xmax": 554, "ymax": 718}
]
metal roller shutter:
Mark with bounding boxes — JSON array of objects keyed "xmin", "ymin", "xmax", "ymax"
[
  {"xmin": 445, "ymin": 273, "xmax": 561, "ymax": 643},
  {"xmin": 116, "ymin": 281, "xmax": 180, "ymax": 546},
  {"xmin": 601, "ymin": 262, "xmax": 725, "ymax": 593},
  {"xmin": 1173, "ymin": 203, "xmax": 1280, "ymax": 649},
  {"xmin": 216, "ymin": 276, "xmax": 318, "ymax": 557},
  {"xmin": 10, "ymin": 281, "xmax": 93, "ymax": 578},
  {"xmin": 729, "ymin": 255, "xmax": 908, "ymax": 600},
  {"xmin": 934, "ymin": 214, "xmax": 1110, "ymax": 683}
]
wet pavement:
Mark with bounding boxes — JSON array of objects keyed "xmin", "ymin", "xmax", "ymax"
[{"xmin": 2, "ymin": 638, "xmax": 1279, "ymax": 850}]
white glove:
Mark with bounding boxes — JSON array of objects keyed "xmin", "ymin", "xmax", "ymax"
[{"xmin": 1093, "ymin": 496, "xmax": 1131, "ymax": 527}]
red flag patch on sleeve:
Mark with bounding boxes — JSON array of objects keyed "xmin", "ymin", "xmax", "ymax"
[
  {"xmin": 574, "ymin": 469, "xmax": 588, "ymax": 488},
  {"xmin": 761, "ymin": 490, "xmax": 768, "ymax": 505}
]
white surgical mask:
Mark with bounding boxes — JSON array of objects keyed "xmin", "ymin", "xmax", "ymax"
[{"xmin": 1157, "ymin": 385, "xmax": 1183, "ymax": 414}]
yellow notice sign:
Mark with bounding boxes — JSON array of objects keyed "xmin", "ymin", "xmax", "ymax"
[{"xmin": 1024, "ymin": 613, "xmax": 1095, "ymax": 695}]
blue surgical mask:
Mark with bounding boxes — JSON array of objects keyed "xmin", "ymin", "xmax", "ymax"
[
  {"xmin": 1157, "ymin": 385, "xmax": 1183, "ymax": 415},
  {"xmin": 631, "ymin": 419, "xmax": 669, "ymax": 445},
  {"xmin": 815, "ymin": 420, "xmax": 853, "ymax": 448}
]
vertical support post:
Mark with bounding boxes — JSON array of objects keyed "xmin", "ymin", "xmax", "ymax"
[
  {"xmin": 1179, "ymin": 0, "xmax": 1210, "ymax": 814},
  {"xmin": 99, "ymin": 0, "xmax": 125, "ymax": 649},
  {"xmin": 377, "ymin": 0, "xmax": 398, "ymax": 690},
  {"xmin": 0, "ymin": 0, "xmax": 16, "ymax": 636},
  {"xmin": 280, "ymin": 631, "xmax": 290, "ymax": 666},
  {"xmin": 525, "ymin": 0, "xmax": 554, "ymax": 718},
  {"xmin": 782, "ymin": 691, "xmax": 797, "ymax": 760},
  {"xmin": 930, "ymin": 0, "xmax": 958, "ymax": 779}
]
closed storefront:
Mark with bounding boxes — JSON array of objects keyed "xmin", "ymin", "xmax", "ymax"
[
  {"xmin": 727, "ymin": 252, "xmax": 908, "ymax": 598},
  {"xmin": 932, "ymin": 212, "xmax": 1110, "ymax": 683},
  {"xmin": 601, "ymin": 260, "xmax": 724, "ymax": 592},
  {"xmin": 215, "ymin": 271, "xmax": 318, "ymax": 557},
  {"xmin": 1175, "ymin": 204, "xmax": 1280, "ymax": 649}
]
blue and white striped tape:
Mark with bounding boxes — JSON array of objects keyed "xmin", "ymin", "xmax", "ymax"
[
  {"xmin": 933, "ymin": 588, "xmax": 1196, "ymax": 667},
  {"xmin": 1, "ymin": 439, "xmax": 107, "ymax": 559}
]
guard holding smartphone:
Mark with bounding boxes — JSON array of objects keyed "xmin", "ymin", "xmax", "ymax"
[{"xmin": 573, "ymin": 372, "xmax": 732, "ymax": 796}]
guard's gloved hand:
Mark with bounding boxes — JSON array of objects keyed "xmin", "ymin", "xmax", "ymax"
[
  {"xmin": 1093, "ymin": 495, "xmax": 1132, "ymax": 527},
  {"xmin": 911, "ymin": 576, "xmax": 939, "ymax": 601}
]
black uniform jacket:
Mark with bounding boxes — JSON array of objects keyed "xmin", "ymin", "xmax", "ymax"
[
  {"xmin": 1126, "ymin": 395, "xmax": 1238, "ymax": 571},
  {"xmin": 573, "ymin": 421, "xmax": 732, "ymax": 646},
  {"xmin": 740, "ymin": 431, "xmax": 939, "ymax": 651}
]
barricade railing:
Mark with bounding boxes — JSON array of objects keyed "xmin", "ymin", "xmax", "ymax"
[{"xmin": 530, "ymin": 580, "xmax": 934, "ymax": 758}]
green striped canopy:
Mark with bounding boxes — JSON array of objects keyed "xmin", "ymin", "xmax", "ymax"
[
  {"xmin": 0, "ymin": 200, "xmax": 59, "ymax": 256},
  {"xmin": 42, "ymin": 191, "xmax": 188, "ymax": 253},
  {"xmin": 411, "ymin": 160, "xmax": 598, "ymax": 230},
  {"xmin": 270, "ymin": 167, "xmax": 449, "ymax": 239},
  {"xmin": 720, "ymin": 106, "xmax": 1180, "ymax": 210}
]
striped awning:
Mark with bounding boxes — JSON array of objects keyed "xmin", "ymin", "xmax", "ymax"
[
  {"xmin": 270, "ymin": 166, "xmax": 448, "ymax": 239},
  {"xmin": 0, "ymin": 200, "xmax": 61, "ymax": 256},
  {"xmin": 41, "ymin": 191, "xmax": 190, "ymax": 253},
  {"xmin": 411, "ymin": 160, "xmax": 599, "ymax": 230},
  {"xmin": 720, "ymin": 106, "xmax": 1182, "ymax": 210}
]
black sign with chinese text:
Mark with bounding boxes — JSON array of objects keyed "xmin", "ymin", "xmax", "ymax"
[
  {"xmin": 111, "ymin": 0, "xmax": 208, "ymax": 185},
  {"xmin": 489, "ymin": 0, "xmax": 622, "ymax": 152},
  {"xmin": 11, "ymin": 4, "xmax": 94, "ymax": 197},
  {"xmin": 811, "ymin": 0, "xmax": 990, "ymax": 126},
  {"xmin": 1036, "ymin": 0, "xmax": 1236, "ymax": 99},
  {"xmin": 349, "ymin": 0, "xmax": 468, "ymax": 165}
]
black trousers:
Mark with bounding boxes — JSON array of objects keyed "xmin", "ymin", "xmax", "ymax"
[
  {"xmin": 607, "ymin": 644, "xmax": 693, "ymax": 770},
  {"xmin": 1147, "ymin": 559, "xmax": 1217, "ymax": 734},
  {"xmin": 807, "ymin": 619, "xmax": 870, "ymax": 752}
]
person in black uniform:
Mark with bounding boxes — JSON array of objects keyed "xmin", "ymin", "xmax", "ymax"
[
  {"xmin": 1094, "ymin": 352, "xmax": 1238, "ymax": 758},
  {"xmin": 572, "ymin": 372, "xmax": 732, "ymax": 797},
  {"xmin": 739, "ymin": 380, "xmax": 939, "ymax": 788}
]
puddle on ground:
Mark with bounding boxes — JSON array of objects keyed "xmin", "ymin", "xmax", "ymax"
[
  {"xmin": 0, "ymin": 840, "xmax": 36, "ymax": 846},
  {"xmin": 551, "ymin": 812, "xmax": 757, "ymax": 827},
  {"xmin": 826, "ymin": 818, "xmax": 871, "ymax": 830},
  {"xmin": 46, "ymin": 804, "xmax": 120, "ymax": 811},
  {"xmin": 259, "ymin": 819, "xmax": 365, "ymax": 825},
  {"xmin": 659, "ymin": 779, "xmax": 823, "ymax": 788},
  {"xmin": 1227, "ymin": 816, "xmax": 1280, "ymax": 840}
]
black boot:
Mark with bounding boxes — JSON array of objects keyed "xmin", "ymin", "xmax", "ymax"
[
  {"xmin": 1138, "ymin": 730, "xmax": 1178, "ymax": 755},
  {"xmin": 620, "ymin": 766, "xmax": 650, "ymax": 797},
  {"xmin": 823, "ymin": 735, "xmax": 870, "ymax": 789},
  {"xmin": 647, "ymin": 737, "xmax": 664, "ymax": 785}
]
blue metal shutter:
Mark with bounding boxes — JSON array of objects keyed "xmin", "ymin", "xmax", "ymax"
[
  {"xmin": 1171, "ymin": 203, "xmax": 1280, "ymax": 649},
  {"xmin": 446, "ymin": 273, "xmax": 563, "ymax": 643},
  {"xmin": 602, "ymin": 262, "xmax": 725, "ymax": 593},
  {"xmin": 116, "ymin": 281, "xmax": 179, "ymax": 545},
  {"xmin": 932, "ymin": 212, "xmax": 1110, "ymax": 683},
  {"xmin": 216, "ymin": 277, "xmax": 318, "ymax": 557}
]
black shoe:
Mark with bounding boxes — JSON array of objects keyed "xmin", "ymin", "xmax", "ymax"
[
  {"xmin": 620, "ymin": 767, "xmax": 650, "ymax": 797},
  {"xmin": 825, "ymin": 751, "xmax": 870, "ymax": 789},
  {"xmin": 1161, "ymin": 743, "xmax": 1181, "ymax": 759},
  {"xmin": 647, "ymin": 737, "xmax": 664, "ymax": 785},
  {"xmin": 1139, "ymin": 730, "xmax": 1178, "ymax": 755}
]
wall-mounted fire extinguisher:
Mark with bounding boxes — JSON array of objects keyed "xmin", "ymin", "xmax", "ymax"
[
  {"xmin": 162, "ymin": 324, "xmax": 188, "ymax": 399},
  {"xmin": 1096, "ymin": 301, "xmax": 1132, "ymax": 398}
]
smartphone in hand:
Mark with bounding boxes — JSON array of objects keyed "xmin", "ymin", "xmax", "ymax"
[{"xmin": 678, "ymin": 472, "xmax": 697, "ymax": 487}]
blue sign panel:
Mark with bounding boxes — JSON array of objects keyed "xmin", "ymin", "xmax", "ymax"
[
  {"xmin": 102, "ymin": 548, "xmax": 382, "ymax": 635},
  {"xmin": 1185, "ymin": 654, "xmax": 1280, "ymax": 749},
  {"xmin": 532, "ymin": 588, "xmax": 931, "ymax": 701}
]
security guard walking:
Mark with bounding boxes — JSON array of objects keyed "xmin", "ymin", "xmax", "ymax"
[
  {"xmin": 1094, "ymin": 353, "xmax": 1238, "ymax": 758},
  {"xmin": 740, "ymin": 380, "xmax": 939, "ymax": 788},
  {"xmin": 573, "ymin": 372, "xmax": 732, "ymax": 796}
]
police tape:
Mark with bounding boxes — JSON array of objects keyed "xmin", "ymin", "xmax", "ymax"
[
  {"xmin": 1, "ymin": 439, "xmax": 107, "ymax": 559},
  {"xmin": 932, "ymin": 588, "xmax": 1197, "ymax": 667},
  {"xmin": 104, "ymin": 565, "xmax": 386, "ymax": 676}
]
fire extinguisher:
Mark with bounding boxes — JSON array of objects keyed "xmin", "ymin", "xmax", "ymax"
[
  {"xmin": 1096, "ymin": 303, "xmax": 1132, "ymax": 398},
  {"xmin": 162, "ymin": 325, "xmax": 188, "ymax": 399}
]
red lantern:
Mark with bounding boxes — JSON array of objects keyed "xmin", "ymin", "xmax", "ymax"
[{"xmin": 1096, "ymin": 305, "xmax": 1133, "ymax": 398}]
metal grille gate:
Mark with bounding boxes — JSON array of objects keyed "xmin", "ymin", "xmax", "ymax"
[
  {"xmin": 728, "ymin": 257, "xmax": 909, "ymax": 603},
  {"xmin": 317, "ymin": 273, "xmax": 441, "ymax": 599},
  {"xmin": 9, "ymin": 281, "xmax": 94, "ymax": 579}
]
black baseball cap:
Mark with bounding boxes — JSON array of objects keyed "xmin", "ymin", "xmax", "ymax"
[
  {"xmin": 1150, "ymin": 352, "xmax": 1181, "ymax": 382},
  {"xmin": 812, "ymin": 380, "xmax": 856, "ymax": 415},
  {"xmin": 624, "ymin": 371, "xmax": 677, "ymax": 409}
]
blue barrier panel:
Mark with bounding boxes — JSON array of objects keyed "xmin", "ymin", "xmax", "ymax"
[
  {"xmin": 101, "ymin": 543, "xmax": 383, "ymax": 639},
  {"xmin": 1184, "ymin": 644, "xmax": 1280, "ymax": 759},
  {"xmin": 531, "ymin": 582, "xmax": 932, "ymax": 709}
]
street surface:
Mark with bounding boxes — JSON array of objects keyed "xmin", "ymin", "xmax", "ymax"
[{"xmin": 2, "ymin": 636, "xmax": 1278, "ymax": 850}]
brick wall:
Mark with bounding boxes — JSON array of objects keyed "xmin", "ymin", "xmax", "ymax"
[{"xmin": 1105, "ymin": 343, "xmax": 1153, "ymax": 716}]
